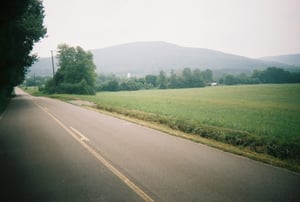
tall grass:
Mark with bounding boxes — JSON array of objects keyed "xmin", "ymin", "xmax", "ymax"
[{"xmin": 51, "ymin": 84, "xmax": 300, "ymax": 161}]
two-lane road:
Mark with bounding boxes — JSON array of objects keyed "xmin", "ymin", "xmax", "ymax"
[{"xmin": 0, "ymin": 88, "xmax": 299, "ymax": 201}]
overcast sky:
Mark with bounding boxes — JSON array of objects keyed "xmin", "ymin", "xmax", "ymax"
[{"xmin": 32, "ymin": 0, "xmax": 300, "ymax": 58}]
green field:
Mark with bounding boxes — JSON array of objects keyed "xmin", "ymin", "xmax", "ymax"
[{"xmin": 49, "ymin": 84, "xmax": 300, "ymax": 163}]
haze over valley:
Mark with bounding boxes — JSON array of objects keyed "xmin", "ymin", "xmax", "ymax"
[{"xmin": 29, "ymin": 41, "xmax": 300, "ymax": 78}]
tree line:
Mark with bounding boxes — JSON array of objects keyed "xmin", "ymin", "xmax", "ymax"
[
  {"xmin": 24, "ymin": 75, "xmax": 51, "ymax": 87},
  {"xmin": 25, "ymin": 65, "xmax": 300, "ymax": 94},
  {"xmin": 219, "ymin": 67, "xmax": 300, "ymax": 85},
  {"xmin": 96, "ymin": 68, "xmax": 213, "ymax": 91},
  {"xmin": 0, "ymin": 0, "xmax": 46, "ymax": 111}
]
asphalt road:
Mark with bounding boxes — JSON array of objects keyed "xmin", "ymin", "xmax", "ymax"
[{"xmin": 0, "ymin": 88, "xmax": 299, "ymax": 201}]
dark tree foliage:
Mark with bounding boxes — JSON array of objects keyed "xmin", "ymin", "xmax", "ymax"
[
  {"xmin": 219, "ymin": 73, "xmax": 260, "ymax": 85},
  {"xmin": 182, "ymin": 68, "xmax": 193, "ymax": 87},
  {"xmin": 157, "ymin": 70, "xmax": 168, "ymax": 89},
  {"xmin": 167, "ymin": 68, "xmax": 206, "ymax": 88},
  {"xmin": 223, "ymin": 75, "xmax": 238, "ymax": 85},
  {"xmin": 168, "ymin": 70, "xmax": 178, "ymax": 88},
  {"xmin": 219, "ymin": 67, "xmax": 300, "ymax": 85},
  {"xmin": 202, "ymin": 69, "xmax": 213, "ymax": 83},
  {"xmin": 192, "ymin": 69, "xmax": 206, "ymax": 87},
  {"xmin": 96, "ymin": 75, "xmax": 153, "ymax": 91},
  {"xmin": 45, "ymin": 44, "xmax": 97, "ymax": 95},
  {"xmin": 0, "ymin": 0, "xmax": 46, "ymax": 111},
  {"xmin": 145, "ymin": 75, "xmax": 157, "ymax": 87},
  {"xmin": 252, "ymin": 67, "xmax": 300, "ymax": 83},
  {"xmin": 102, "ymin": 79, "xmax": 119, "ymax": 91},
  {"xmin": 24, "ymin": 75, "xmax": 51, "ymax": 87},
  {"xmin": 96, "ymin": 68, "xmax": 209, "ymax": 92},
  {"xmin": 96, "ymin": 74, "xmax": 118, "ymax": 91},
  {"xmin": 120, "ymin": 79, "xmax": 143, "ymax": 91}
]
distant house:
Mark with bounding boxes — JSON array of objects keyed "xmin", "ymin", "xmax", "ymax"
[{"xmin": 211, "ymin": 82, "xmax": 218, "ymax": 86}]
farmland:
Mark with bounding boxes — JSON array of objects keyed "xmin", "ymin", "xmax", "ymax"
[{"xmin": 45, "ymin": 84, "xmax": 300, "ymax": 169}]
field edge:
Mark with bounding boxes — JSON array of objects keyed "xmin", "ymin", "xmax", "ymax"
[
  {"xmin": 82, "ymin": 104, "xmax": 300, "ymax": 173},
  {"xmin": 22, "ymin": 87, "xmax": 300, "ymax": 173}
]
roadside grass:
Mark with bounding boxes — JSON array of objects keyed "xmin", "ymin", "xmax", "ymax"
[
  {"xmin": 21, "ymin": 86, "xmax": 44, "ymax": 96},
  {"xmin": 24, "ymin": 84, "xmax": 300, "ymax": 172}
]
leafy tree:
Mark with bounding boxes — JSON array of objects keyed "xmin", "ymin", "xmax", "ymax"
[
  {"xmin": 219, "ymin": 67, "xmax": 300, "ymax": 86},
  {"xmin": 96, "ymin": 68, "xmax": 213, "ymax": 92},
  {"xmin": 145, "ymin": 75, "xmax": 157, "ymax": 87},
  {"xmin": 0, "ymin": 0, "xmax": 46, "ymax": 109},
  {"xmin": 289, "ymin": 72, "xmax": 300, "ymax": 83},
  {"xmin": 96, "ymin": 74, "xmax": 118, "ymax": 91},
  {"xmin": 99, "ymin": 79, "xmax": 119, "ymax": 91},
  {"xmin": 252, "ymin": 67, "xmax": 293, "ymax": 83},
  {"xmin": 157, "ymin": 70, "xmax": 167, "ymax": 89},
  {"xmin": 168, "ymin": 69, "xmax": 179, "ymax": 88},
  {"xmin": 182, "ymin": 68, "xmax": 193, "ymax": 87},
  {"xmin": 45, "ymin": 44, "xmax": 97, "ymax": 95},
  {"xmin": 192, "ymin": 68, "xmax": 206, "ymax": 87},
  {"xmin": 24, "ymin": 76, "xmax": 51, "ymax": 87},
  {"xmin": 235, "ymin": 73, "xmax": 259, "ymax": 84},
  {"xmin": 120, "ymin": 79, "xmax": 143, "ymax": 91},
  {"xmin": 167, "ymin": 68, "xmax": 206, "ymax": 88},
  {"xmin": 223, "ymin": 75, "xmax": 238, "ymax": 85},
  {"xmin": 202, "ymin": 69, "xmax": 213, "ymax": 83}
]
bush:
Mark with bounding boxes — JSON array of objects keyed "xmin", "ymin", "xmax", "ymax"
[
  {"xmin": 44, "ymin": 79, "xmax": 56, "ymax": 94},
  {"xmin": 44, "ymin": 78, "xmax": 95, "ymax": 95}
]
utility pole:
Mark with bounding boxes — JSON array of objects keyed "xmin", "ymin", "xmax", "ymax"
[
  {"xmin": 34, "ymin": 73, "xmax": 36, "ymax": 91},
  {"xmin": 51, "ymin": 50, "xmax": 55, "ymax": 77}
]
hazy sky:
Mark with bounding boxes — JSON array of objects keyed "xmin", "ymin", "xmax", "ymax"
[{"xmin": 32, "ymin": 0, "xmax": 300, "ymax": 58}]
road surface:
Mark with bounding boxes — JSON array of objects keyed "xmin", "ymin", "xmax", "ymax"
[{"xmin": 0, "ymin": 88, "xmax": 299, "ymax": 201}]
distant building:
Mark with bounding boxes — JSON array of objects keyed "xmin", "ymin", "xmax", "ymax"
[
  {"xmin": 127, "ymin": 73, "xmax": 131, "ymax": 78},
  {"xmin": 211, "ymin": 82, "xmax": 218, "ymax": 86}
]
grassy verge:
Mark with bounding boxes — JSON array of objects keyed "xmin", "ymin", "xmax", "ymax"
[
  {"xmin": 23, "ymin": 84, "xmax": 300, "ymax": 172},
  {"xmin": 21, "ymin": 86, "xmax": 44, "ymax": 96},
  {"xmin": 84, "ymin": 105, "xmax": 299, "ymax": 173}
]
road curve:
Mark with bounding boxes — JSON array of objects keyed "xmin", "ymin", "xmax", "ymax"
[{"xmin": 0, "ymin": 88, "xmax": 299, "ymax": 201}]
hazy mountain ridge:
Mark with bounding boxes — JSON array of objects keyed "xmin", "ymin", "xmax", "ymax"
[
  {"xmin": 28, "ymin": 41, "xmax": 299, "ymax": 77},
  {"xmin": 28, "ymin": 57, "xmax": 58, "ymax": 76},
  {"xmin": 260, "ymin": 54, "xmax": 300, "ymax": 66}
]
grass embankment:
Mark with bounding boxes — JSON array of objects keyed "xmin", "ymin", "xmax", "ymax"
[
  {"xmin": 21, "ymin": 86, "xmax": 44, "ymax": 96},
  {"xmin": 27, "ymin": 84, "xmax": 300, "ymax": 172}
]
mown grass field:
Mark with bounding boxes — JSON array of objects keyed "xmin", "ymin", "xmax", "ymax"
[{"xmin": 44, "ymin": 84, "xmax": 300, "ymax": 169}]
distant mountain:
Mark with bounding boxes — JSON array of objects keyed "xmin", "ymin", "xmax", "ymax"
[
  {"xmin": 260, "ymin": 54, "xmax": 300, "ymax": 66},
  {"xmin": 91, "ymin": 41, "xmax": 298, "ymax": 76},
  {"xmin": 28, "ymin": 57, "xmax": 58, "ymax": 77},
  {"xmin": 28, "ymin": 41, "xmax": 299, "ymax": 77}
]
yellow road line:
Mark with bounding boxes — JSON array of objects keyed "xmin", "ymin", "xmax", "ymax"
[
  {"xmin": 70, "ymin": 126, "xmax": 90, "ymax": 141},
  {"xmin": 34, "ymin": 101, "xmax": 154, "ymax": 202}
]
